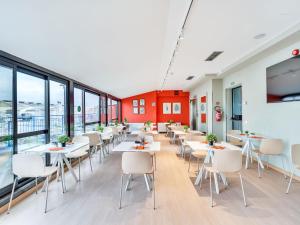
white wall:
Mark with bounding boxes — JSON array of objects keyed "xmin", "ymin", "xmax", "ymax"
[
  {"xmin": 190, "ymin": 79, "xmax": 212, "ymax": 133},
  {"xmin": 222, "ymin": 31, "xmax": 300, "ymax": 174}
]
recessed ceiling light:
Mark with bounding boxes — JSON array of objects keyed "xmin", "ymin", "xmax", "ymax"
[{"xmin": 254, "ymin": 33, "xmax": 266, "ymax": 39}]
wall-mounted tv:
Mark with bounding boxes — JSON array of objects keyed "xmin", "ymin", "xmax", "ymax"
[{"xmin": 267, "ymin": 55, "xmax": 300, "ymax": 103}]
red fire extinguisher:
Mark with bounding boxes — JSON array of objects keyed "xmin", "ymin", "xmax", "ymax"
[{"xmin": 214, "ymin": 106, "xmax": 223, "ymax": 122}]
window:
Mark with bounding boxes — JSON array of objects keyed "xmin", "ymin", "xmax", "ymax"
[
  {"xmin": 50, "ymin": 80, "xmax": 67, "ymax": 141},
  {"xmin": 107, "ymin": 97, "xmax": 112, "ymax": 124},
  {"xmin": 85, "ymin": 92, "xmax": 99, "ymax": 131},
  {"xmin": 111, "ymin": 100, "xmax": 118, "ymax": 122},
  {"xmin": 17, "ymin": 72, "xmax": 46, "ymax": 134},
  {"xmin": 0, "ymin": 64, "xmax": 13, "ymax": 190},
  {"xmin": 74, "ymin": 88, "xmax": 83, "ymax": 135},
  {"xmin": 100, "ymin": 96, "xmax": 107, "ymax": 125}
]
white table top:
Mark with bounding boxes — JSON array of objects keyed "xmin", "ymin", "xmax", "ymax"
[
  {"xmin": 186, "ymin": 141, "xmax": 241, "ymax": 151},
  {"xmin": 173, "ymin": 130, "xmax": 187, "ymax": 135},
  {"xmin": 112, "ymin": 141, "xmax": 161, "ymax": 152},
  {"xmin": 26, "ymin": 142, "xmax": 89, "ymax": 154}
]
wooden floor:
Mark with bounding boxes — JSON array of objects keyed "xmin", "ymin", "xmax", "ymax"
[{"xmin": 0, "ymin": 134, "xmax": 300, "ymax": 225}]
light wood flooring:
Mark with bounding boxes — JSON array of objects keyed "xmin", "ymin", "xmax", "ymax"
[{"xmin": 0, "ymin": 134, "xmax": 299, "ymax": 225}]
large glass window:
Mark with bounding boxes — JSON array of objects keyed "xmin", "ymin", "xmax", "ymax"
[
  {"xmin": 17, "ymin": 72, "xmax": 45, "ymax": 134},
  {"xmin": 107, "ymin": 98, "xmax": 112, "ymax": 124},
  {"xmin": 17, "ymin": 134, "xmax": 46, "ymax": 153},
  {"xmin": 50, "ymin": 80, "xmax": 67, "ymax": 141},
  {"xmin": 0, "ymin": 65, "xmax": 13, "ymax": 190},
  {"xmin": 74, "ymin": 88, "xmax": 83, "ymax": 135},
  {"xmin": 111, "ymin": 100, "xmax": 118, "ymax": 122},
  {"xmin": 85, "ymin": 92, "xmax": 99, "ymax": 123},
  {"xmin": 100, "ymin": 96, "xmax": 107, "ymax": 125}
]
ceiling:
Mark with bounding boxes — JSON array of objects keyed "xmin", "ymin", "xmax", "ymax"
[{"xmin": 0, "ymin": 0, "xmax": 300, "ymax": 98}]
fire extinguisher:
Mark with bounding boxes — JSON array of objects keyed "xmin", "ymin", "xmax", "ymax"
[{"xmin": 214, "ymin": 106, "xmax": 223, "ymax": 122}]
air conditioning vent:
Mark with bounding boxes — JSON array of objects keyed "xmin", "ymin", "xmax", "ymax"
[
  {"xmin": 186, "ymin": 76, "xmax": 194, "ymax": 80},
  {"xmin": 205, "ymin": 51, "xmax": 223, "ymax": 61}
]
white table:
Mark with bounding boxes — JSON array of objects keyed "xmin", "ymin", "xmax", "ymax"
[
  {"xmin": 172, "ymin": 130, "xmax": 188, "ymax": 143},
  {"xmin": 26, "ymin": 142, "xmax": 89, "ymax": 192},
  {"xmin": 227, "ymin": 134, "xmax": 264, "ymax": 169},
  {"xmin": 187, "ymin": 141, "xmax": 240, "ymax": 194},
  {"xmin": 113, "ymin": 141, "xmax": 160, "ymax": 191}
]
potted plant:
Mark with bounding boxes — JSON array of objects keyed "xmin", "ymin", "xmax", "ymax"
[
  {"xmin": 183, "ymin": 125, "xmax": 189, "ymax": 132},
  {"xmin": 207, "ymin": 133, "xmax": 217, "ymax": 146},
  {"xmin": 58, "ymin": 135, "xmax": 70, "ymax": 147},
  {"xmin": 124, "ymin": 118, "xmax": 128, "ymax": 124},
  {"xmin": 114, "ymin": 119, "xmax": 119, "ymax": 126},
  {"xmin": 96, "ymin": 124, "xmax": 104, "ymax": 133},
  {"xmin": 167, "ymin": 119, "xmax": 174, "ymax": 124}
]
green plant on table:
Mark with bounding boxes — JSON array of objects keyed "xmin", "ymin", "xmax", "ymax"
[
  {"xmin": 145, "ymin": 120, "xmax": 152, "ymax": 127},
  {"xmin": 58, "ymin": 135, "xmax": 70, "ymax": 144},
  {"xmin": 167, "ymin": 119, "xmax": 174, "ymax": 124},
  {"xmin": 207, "ymin": 133, "xmax": 217, "ymax": 146},
  {"xmin": 96, "ymin": 125, "xmax": 104, "ymax": 133},
  {"xmin": 183, "ymin": 125, "xmax": 189, "ymax": 132}
]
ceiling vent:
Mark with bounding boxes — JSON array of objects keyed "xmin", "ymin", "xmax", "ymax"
[
  {"xmin": 205, "ymin": 51, "xmax": 223, "ymax": 61},
  {"xmin": 186, "ymin": 76, "xmax": 195, "ymax": 80},
  {"xmin": 204, "ymin": 73, "xmax": 218, "ymax": 78}
]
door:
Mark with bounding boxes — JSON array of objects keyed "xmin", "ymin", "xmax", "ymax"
[
  {"xmin": 232, "ymin": 86, "xmax": 242, "ymax": 131},
  {"xmin": 191, "ymin": 99, "xmax": 197, "ymax": 130}
]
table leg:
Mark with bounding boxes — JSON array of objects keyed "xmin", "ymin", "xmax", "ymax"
[
  {"xmin": 62, "ymin": 154, "xmax": 79, "ymax": 182},
  {"xmin": 213, "ymin": 172, "xmax": 220, "ymax": 194},
  {"xmin": 195, "ymin": 154, "xmax": 210, "ymax": 185},
  {"xmin": 59, "ymin": 157, "xmax": 67, "ymax": 192}
]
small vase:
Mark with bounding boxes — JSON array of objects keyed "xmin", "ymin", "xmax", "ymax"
[
  {"xmin": 209, "ymin": 141, "xmax": 214, "ymax": 146},
  {"xmin": 61, "ymin": 142, "xmax": 66, "ymax": 147}
]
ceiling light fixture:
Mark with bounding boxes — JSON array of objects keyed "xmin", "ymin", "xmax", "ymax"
[
  {"xmin": 254, "ymin": 33, "xmax": 266, "ymax": 39},
  {"xmin": 160, "ymin": 0, "xmax": 195, "ymax": 90}
]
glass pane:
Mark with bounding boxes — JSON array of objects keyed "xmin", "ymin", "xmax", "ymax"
[
  {"xmin": 100, "ymin": 96, "xmax": 107, "ymax": 125},
  {"xmin": 17, "ymin": 134, "xmax": 46, "ymax": 153},
  {"xmin": 107, "ymin": 98, "xmax": 112, "ymax": 123},
  {"xmin": 0, "ymin": 65, "xmax": 14, "ymax": 189},
  {"xmin": 111, "ymin": 100, "xmax": 118, "ymax": 121},
  {"xmin": 50, "ymin": 80, "xmax": 66, "ymax": 142},
  {"xmin": 85, "ymin": 92, "xmax": 99, "ymax": 123},
  {"xmin": 85, "ymin": 123, "xmax": 98, "ymax": 132},
  {"xmin": 74, "ymin": 88, "xmax": 83, "ymax": 135},
  {"xmin": 17, "ymin": 72, "xmax": 45, "ymax": 133}
]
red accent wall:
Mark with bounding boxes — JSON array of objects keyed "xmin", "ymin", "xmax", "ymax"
[{"xmin": 121, "ymin": 90, "xmax": 190, "ymax": 125}]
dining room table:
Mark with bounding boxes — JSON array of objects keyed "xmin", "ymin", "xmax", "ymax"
[
  {"xmin": 227, "ymin": 133, "xmax": 264, "ymax": 169},
  {"xmin": 187, "ymin": 141, "xmax": 241, "ymax": 194},
  {"xmin": 26, "ymin": 142, "xmax": 89, "ymax": 192},
  {"xmin": 112, "ymin": 141, "xmax": 160, "ymax": 191}
]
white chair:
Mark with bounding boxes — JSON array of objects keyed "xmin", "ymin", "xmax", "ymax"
[
  {"xmin": 119, "ymin": 152, "xmax": 155, "ymax": 209},
  {"xmin": 83, "ymin": 132, "xmax": 105, "ymax": 164},
  {"xmin": 254, "ymin": 139, "xmax": 286, "ymax": 178},
  {"xmin": 188, "ymin": 135, "xmax": 207, "ymax": 172},
  {"xmin": 145, "ymin": 135, "xmax": 157, "ymax": 170},
  {"xmin": 286, "ymin": 144, "xmax": 300, "ymax": 193},
  {"xmin": 227, "ymin": 130, "xmax": 243, "ymax": 147},
  {"xmin": 7, "ymin": 154, "xmax": 57, "ymax": 213},
  {"xmin": 202, "ymin": 150, "xmax": 247, "ymax": 207},
  {"xmin": 66, "ymin": 136, "xmax": 91, "ymax": 181}
]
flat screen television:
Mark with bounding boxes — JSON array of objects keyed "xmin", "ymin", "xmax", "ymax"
[{"xmin": 266, "ymin": 55, "xmax": 300, "ymax": 103}]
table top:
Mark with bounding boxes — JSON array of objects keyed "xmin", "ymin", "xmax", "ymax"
[
  {"xmin": 112, "ymin": 141, "xmax": 161, "ymax": 152},
  {"xmin": 173, "ymin": 130, "xmax": 187, "ymax": 135},
  {"xmin": 26, "ymin": 142, "xmax": 89, "ymax": 154},
  {"xmin": 227, "ymin": 133, "xmax": 264, "ymax": 141},
  {"xmin": 186, "ymin": 141, "xmax": 241, "ymax": 151}
]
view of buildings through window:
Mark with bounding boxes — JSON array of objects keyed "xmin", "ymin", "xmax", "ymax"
[{"xmin": 0, "ymin": 60, "xmax": 120, "ymax": 194}]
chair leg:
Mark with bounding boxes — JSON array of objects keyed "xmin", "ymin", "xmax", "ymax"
[
  {"xmin": 88, "ymin": 151, "xmax": 93, "ymax": 172},
  {"xmin": 35, "ymin": 177, "xmax": 38, "ymax": 194},
  {"xmin": 119, "ymin": 174, "xmax": 124, "ymax": 209},
  {"xmin": 188, "ymin": 152, "xmax": 192, "ymax": 172},
  {"xmin": 45, "ymin": 176, "xmax": 49, "ymax": 213},
  {"xmin": 239, "ymin": 173, "xmax": 247, "ymax": 207},
  {"xmin": 153, "ymin": 172, "xmax": 156, "ymax": 210},
  {"xmin": 286, "ymin": 168, "xmax": 294, "ymax": 194},
  {"xmin": 7, "ymin": 178, "xmax": 17, "ymax": 214},
  {"xmin": 257, "ymin": 154, "xmax": 261, "ymax": 178},
  {"xmin": 281, "ymin": 155, "xmax": 287, "ymax": 179},
  {"xmin": 78, "ymin": 158, "xmax": 81, "ymax": 181},
  {"xmin": 210, "ymin": 171, "xmax": 213, "ymax": 207},
  {"xmin": 99, "ymin": 148, "xmax": 102, "ymax": 163}
]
